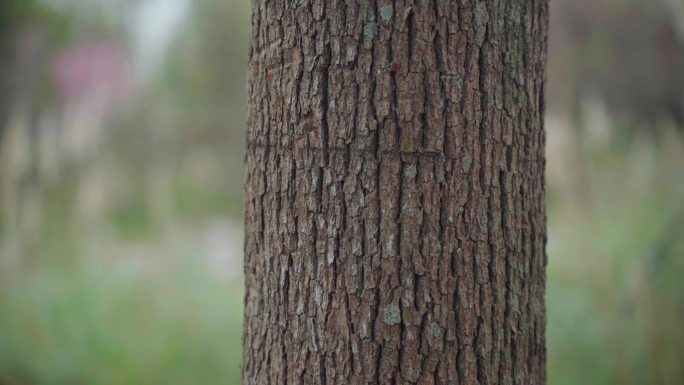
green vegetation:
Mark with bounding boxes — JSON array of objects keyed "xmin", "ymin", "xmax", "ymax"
[
  {"xmin": 547, "ymin": 127, "xmax": 684, "ymax": 385},
  {"xmin": 0, "ymin": 258, "xmax": 243, "ymax": 385}
]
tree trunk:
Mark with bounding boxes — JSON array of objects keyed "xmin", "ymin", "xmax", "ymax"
[{"xmin": 243, "ymin": 1, "xmax": 548, "ymax": 384}]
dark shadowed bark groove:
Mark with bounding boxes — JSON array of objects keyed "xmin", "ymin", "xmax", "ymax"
[{"xmin": 243, "ymin": 0, "xmax": 548, "ymax": 384}]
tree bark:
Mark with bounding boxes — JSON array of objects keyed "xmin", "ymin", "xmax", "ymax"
[{"xmin": 243, "ymin": 1, "xmax": 548, "ymax": 384}]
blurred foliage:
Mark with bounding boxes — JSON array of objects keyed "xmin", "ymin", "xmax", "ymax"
[
  {"xmin": 102, "ymin": 0, "xmax": 251, "ymax": 233},
  {"xmin": 0, "ymin": 258, "xmax": 243, "ymax": 385},
  {"xmin": 0, "ymin": 0, "xmax": 70, "ymax": 37},
  {"xmin": 0, "ymin": 0, "xmax": 131, "ymax": 51},
  {"xmin": 546, "ymin": 126, "xmax": 684, "ymax": 385},
  {"xmin": 549, "ymin": 0, "xmax": 684, "ymax": 127}
]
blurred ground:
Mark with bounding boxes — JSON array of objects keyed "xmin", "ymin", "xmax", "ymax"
[{"xmin": 0, "ymin": 0, "xmax": 683, "ymax": 384}]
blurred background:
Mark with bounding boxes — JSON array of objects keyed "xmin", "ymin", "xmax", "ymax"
[{"xmin": 0, "ymin": 0, "xmax": 681, "ymax": 384}]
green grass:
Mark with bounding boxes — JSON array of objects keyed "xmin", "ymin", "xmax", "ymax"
[
  {"xmin": 546, "ymin": 131, "xmax": 684, "ymax": 385},
  {"xmin": 547, "ymin": 203, "xmax": 684, "ymax": 385},
  {"xmin": 0, "ymin": 258, "xmax": 243, "ymax": 385}
]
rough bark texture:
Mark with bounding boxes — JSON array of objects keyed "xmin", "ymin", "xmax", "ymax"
[{"xmin": 243, "ymin": 0, "xmax": 548, "ymax": 384}]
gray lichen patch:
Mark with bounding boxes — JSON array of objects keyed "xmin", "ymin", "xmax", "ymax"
[
  {"xmin": 430, "ymin": 322, "xmax": 441, "ymax": 337},
  {"xmin": 462, "ymin": 153, "xmax": 473, "ymax": 172},
  {"xmin": 363, "ymin": 22, "xmax": 377, "ymax": 42},
  {"xmin": 473, "ymin": 1, "xmax": 489, "ymax": 43},
  {"xmin": 383, "ymin": 304, "xmax": 401, "ymax": 326},
  {"xmin": 403, "ymin": 164, "xmax": 417, "ymax": 178},
  {"xmin": 401, "ymin": 201, "xmax": 413, "ymax": 213},
  {"xmin": 380, "ymin": 4, "xmax": 394, "ymax": 24},
  {"xmin": 474, "ymin": 1, "xmax": 489, "ymax": 26}
]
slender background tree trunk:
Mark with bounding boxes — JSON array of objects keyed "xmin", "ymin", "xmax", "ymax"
[{"xmin": 243, "ymin": 0, "xmax": 548, "ymax": 384}]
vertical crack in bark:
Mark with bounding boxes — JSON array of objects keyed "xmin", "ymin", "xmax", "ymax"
[{"xmin": 320, "ymin": 24, "xmax": 331, "ymax": 166}]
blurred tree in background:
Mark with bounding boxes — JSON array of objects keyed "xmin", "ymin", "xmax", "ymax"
[{"xmin": 549, "ymin": 0, "xmax": 684, "ymax": 128}]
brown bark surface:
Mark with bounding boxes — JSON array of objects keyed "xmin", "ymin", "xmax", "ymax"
[{"xmin": 243, "ymin": 1, "xmax": 548, "ymax": 384}]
